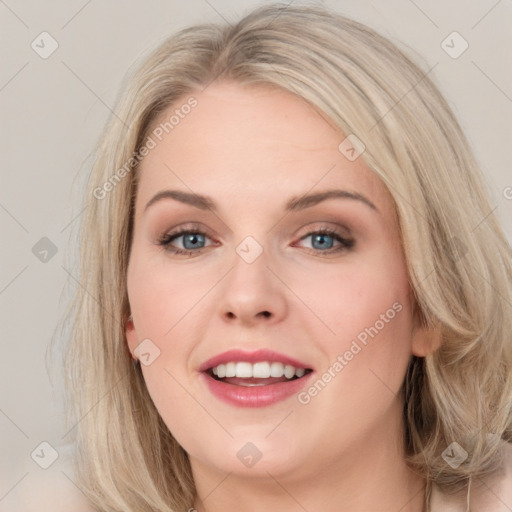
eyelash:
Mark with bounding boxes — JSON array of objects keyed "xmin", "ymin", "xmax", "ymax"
[{"xmin": 157, "ymin": 225, "xmax": 355, "ymax": 257}]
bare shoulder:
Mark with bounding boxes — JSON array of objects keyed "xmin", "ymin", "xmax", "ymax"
[
  {"xmin": 2, "ymin": 444, "xmax": 98, "ymax": 512},
  {"xmin": 431, "ymin": 440, "xmax": 512, "ymax": 512}
]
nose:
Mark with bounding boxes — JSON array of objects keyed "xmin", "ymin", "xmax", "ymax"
[{"xmin": 217, "ymin": 243, "xmax": 288, "ymax": 327}]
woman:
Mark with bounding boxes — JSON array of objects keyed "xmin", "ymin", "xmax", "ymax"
[{"xmin": 55, "ymin": 3, "xmax": 512, "ymax": 511}]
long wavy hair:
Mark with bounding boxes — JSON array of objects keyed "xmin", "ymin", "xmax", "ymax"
[{"xmin": 59, "ymin": 3, "xmax": 512, "ymax": 511}]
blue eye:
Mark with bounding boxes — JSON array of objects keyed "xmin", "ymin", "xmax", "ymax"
[
  {"xmin": 158, "ymin": 228, "xmax": 212, "ymax": 255},
  {"xmin": 157, "ymin": 227, "xmax": 354, "ymax": 256},
  {"xmin": 298, "ymin": 229, "xmax": 354, "ymax": 253}
]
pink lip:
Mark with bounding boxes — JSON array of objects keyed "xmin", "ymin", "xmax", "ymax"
[
  {"xmin": 198, "ymin": 349, "xmax": 311, "ymax": 373},
  {"xmin": 200, "ymin": 371, "xmax": 314, "ymax": 408},
  {"xmin": 198, "ymin": 349, "xmax": 314, "ymax": 408}
]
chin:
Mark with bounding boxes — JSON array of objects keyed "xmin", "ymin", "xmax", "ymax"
[{"xmin": 187, "ymin": 432, "xmax": 313, "ymax": 480}]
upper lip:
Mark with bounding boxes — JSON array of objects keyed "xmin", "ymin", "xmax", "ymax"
[{"xmin": 198, "ymin": 349, "xmax": 313, "ymax": 372}]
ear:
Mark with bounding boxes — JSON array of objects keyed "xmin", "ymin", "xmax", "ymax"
[
  {"xmin": 411, "ymin": 325, "xmax": 442, "ymax": 357},
  {"xmin": 410, "ymin": 304, "xmax": 442, "ymax": 357},
  {"xmin": 125, "ymin": 314, "xmax": 138, "ymax": 360}
]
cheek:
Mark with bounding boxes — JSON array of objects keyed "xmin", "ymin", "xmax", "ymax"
[
  {"xmin": 310, "ymin": 255, "xmax": 414, "ymax": 386},
  {"xmin": 299, "ymin": 254, "xmax": 411, "ymax": 337},
  {"xmin": 298, "ymin": 269, "xmax": 414, "ymax": 445},
  {"xmin": 139, "ymin": 362, "xmax": 213, "ymax": 454},
  {"xmin": 126, "ymin": 253, "xmax": 215, "ymax": 418},
  {"xmin": 128, "ymin": 264, "xmax": 202, "ymax": 439},
  {"xmin": 127, "ymin": 249, "xmax": 216, "ymax": 338},
  {"xmin": 290, "ymin": 260, "xmax": 414, "ymax": 461}
]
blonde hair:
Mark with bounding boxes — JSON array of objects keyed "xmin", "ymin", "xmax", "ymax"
[{"xmin": 61, "ymin": 3, "xmax": 512, "ymax": 511}]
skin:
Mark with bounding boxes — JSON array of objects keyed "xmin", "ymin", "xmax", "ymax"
[{"xmin": 125, "ymin": 81, "xmax": 442, "ymax": 512}]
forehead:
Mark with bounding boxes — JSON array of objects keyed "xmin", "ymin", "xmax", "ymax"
[{"xmin": 135, "ymin": 81, "xmax": 393, "ymax": 218}]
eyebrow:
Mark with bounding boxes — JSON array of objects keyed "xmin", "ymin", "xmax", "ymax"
[{"xmin": 144, "ymin": 188, "xmax": 378, "ymax": 214}]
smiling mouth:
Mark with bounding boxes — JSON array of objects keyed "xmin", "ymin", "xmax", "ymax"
[{"xmin": 206, "ymin": 361, "xmax": 314, "ymax": 387}]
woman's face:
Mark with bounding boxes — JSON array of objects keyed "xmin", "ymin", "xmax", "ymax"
[{"xmin": 126, "ymin": 81, "xmax": 436, "ymax": 482}]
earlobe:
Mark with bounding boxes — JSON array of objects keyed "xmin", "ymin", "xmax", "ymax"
[
  {"xmin": 411, "ymin": 326, "xmax": 442, "ymax": 357},
  {"xmin": 410, "ymin": 303, "xmax": 443, "ymax": 357},
  {"xmin": 125, "ymin": 314, "xmax": 138, "ymax": 360}
]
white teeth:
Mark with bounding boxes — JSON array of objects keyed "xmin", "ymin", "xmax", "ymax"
[
  {"xmin": 253, "ymin": 362, "xmax": 271, "ymax": 378},
  {"xmin": 284, "ymin": 365, "xmax": 296, "ymax": 379},
  {"xmin": 225, "ymin": 362, "xmax": 236, "ymax": 378},
  {"xmin": 216, "ymin": 364, "xmax": 226, "ymax": 378},
  {"xmin": 235, "ymin": 362, "xmax": 253, "ymax": 378},
  {"xmin": 210, "ymin": 361, "xmax": 308, "ymax": 379},
  {"xmin": 270, "ymin": 362, "xmax": 284, "ymax": 377}
]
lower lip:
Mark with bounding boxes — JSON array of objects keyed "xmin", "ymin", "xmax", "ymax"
[{"xmin": 200, "ymin": 371, "xmax": 314, "ymax": 408}]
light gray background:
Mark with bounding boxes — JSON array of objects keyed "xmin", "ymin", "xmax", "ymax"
[{"xmin": 1, "ymin": 0, "xmax": 511, "ymax": 504}]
